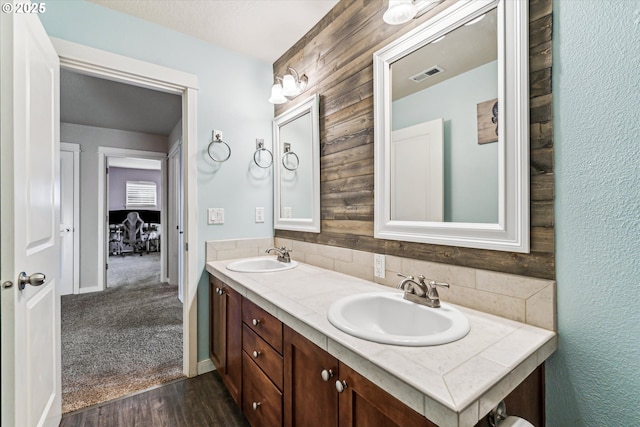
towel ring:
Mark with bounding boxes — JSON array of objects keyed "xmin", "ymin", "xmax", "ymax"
[
  {"xmin": 253, "ymin": 140, "xmax": 273, "ymax": 168},
  {"xmin": 282, "ymin": 143, "xmax": 299, "ymax": 171},
  {"xmin": 207, "ymin": 131, "xmax": 231, "ymax": 163}
]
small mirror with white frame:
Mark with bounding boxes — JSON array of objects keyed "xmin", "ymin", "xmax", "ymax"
[
  {"xmin": 273, "ymin": 94, "xmax": 320, "ymax": 233},
  {"xmin": 373, "ymin": 0, "xmax": 530, "ymax": 253}
]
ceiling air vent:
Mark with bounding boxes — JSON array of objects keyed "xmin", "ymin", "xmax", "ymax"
[{"xmin": 410, "ymin": 65, "xmax": 445, "ymax": 83}]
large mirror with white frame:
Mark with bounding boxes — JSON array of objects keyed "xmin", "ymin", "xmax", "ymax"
[
  {"xmin": 273, "ymin": 94, "xmax": 320, "ymax": 233},
  {"xmin": 373, "ymin": 0, "xmax": 530, "ymax": 252}
]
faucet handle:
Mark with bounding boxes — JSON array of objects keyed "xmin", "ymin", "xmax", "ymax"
[
  {"xmin": 397, "ymin": 272, "xmax": 414, "ymax": 280},
  {"xmin": 428, "ymin": 280, "xmax": 450, "ymax": 289}
]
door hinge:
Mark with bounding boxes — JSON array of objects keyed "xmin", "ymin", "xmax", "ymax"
[
  {"xmin": 106, "ymin": 263, "xmax": 109, "ymax": 270},
  {"xmin": 185, "ymin": 242, "xmax": 189, "ymax": 251},
  {"xmin": 106, "ymin": 167, "xmax": 109, "ymax": 174}
]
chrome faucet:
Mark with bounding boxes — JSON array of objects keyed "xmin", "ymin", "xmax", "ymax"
[
  {"xmin": 396, "ymin": 273, "xmax": 450, "ymax": 308},
  {"xmin": 265, "ymin": 246, "xmax": 292, "ymax": 263}
]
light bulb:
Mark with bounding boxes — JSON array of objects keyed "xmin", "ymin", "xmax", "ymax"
[
  {"xmin": 268, "ymin": 83, "xmax": 287, "ymax": 104},
  {"xmin": 281, "ymin": 74, "xmax": 299, "ymax": 97},
  {"xmin": 383, "ymin": 0, "xmax": 417, "ymax": 25}
]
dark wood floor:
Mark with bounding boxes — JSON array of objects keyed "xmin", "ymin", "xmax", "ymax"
[{"xmin": 60, "ymin": 371, "xmax": 249, "ymax": 427}]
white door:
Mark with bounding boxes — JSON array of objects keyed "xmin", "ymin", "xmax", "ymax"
[
  {"xmin": 59, "ymin": 146, "xmax": 79, "ymax": 295},
  {"xmin": 390, "ymin": 118, "xmax": 444, "ymax": 222},
  {"xmin": 0, "ymin": 11, "xmax": 62, "ymax": 427},
  {"xmin": 168, "ymin": 144, "xmax": 184, "ymax": 302}
]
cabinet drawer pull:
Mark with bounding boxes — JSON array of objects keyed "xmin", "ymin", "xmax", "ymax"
[
  {"xmin": 252, "ymin": 318, "xmax": 261, "ymax": 326},
  {"xmin": 252, "ymin": 350, "xmax": 261, "ymax": 358},
  {"xmin": 321, "ymin": 369, "xmax": 334, "ymax": 382},
  {"xmin": 335, "ymin": 380, "xmax": 347, "ymax": 393},
  {"xmin": 252, "ymin": 401, "xmax": 261, "ymax": 411}
]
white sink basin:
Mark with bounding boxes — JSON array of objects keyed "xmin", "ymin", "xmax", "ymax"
[
  {"xmin": 226, "ymin": 257, "xmax": 297, "ymax": 273},
  {"xmin": 327, "ymin": 292, "xmax": 470, "ymax": 346}
]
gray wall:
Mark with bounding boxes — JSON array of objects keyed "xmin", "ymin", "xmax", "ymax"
[
  {"xmin": 108, "ymin": 167, "xmax": 162, "ymax": 212},
  {"xmin": 61, "ymin": 122, "xmax": 168, "ymax": 290}
]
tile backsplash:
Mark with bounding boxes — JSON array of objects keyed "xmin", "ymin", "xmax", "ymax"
[
  {"xmin": 206, "ymin": 237, "xmax": 275, "ymax": 262},
  {"xmin": 205, "ymin": 237, "xmax": 556, "ymax": 331}
]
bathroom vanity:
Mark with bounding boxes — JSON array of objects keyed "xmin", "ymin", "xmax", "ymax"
[{"xmin": 206, "ymin": 259, "xmax": 556, "ymax": 427}]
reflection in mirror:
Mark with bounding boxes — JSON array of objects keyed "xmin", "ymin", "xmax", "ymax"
[
  {"xmin": 391, "ymin": 8, "xmax": 498, "ymax": 223},
  {"xmin": 280, "ymin": 113, "xmax": 312, "ymax": 218},
  {"xmin": 374, "ymin": 0, "xmax": 530, "ymax": 253},
  {"xmin": 274, "ymin": 94, "xmax": 320, "ymax": 233}
]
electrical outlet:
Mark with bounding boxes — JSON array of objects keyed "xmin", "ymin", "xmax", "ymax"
[
  {"xmin": 282, "ymin": 207, "xmax": 293, "ymax": 218},
  {"xmin": 255, "ymin": 207, "xmax": 265, "ymax": 223},
  {"xmin": 374, "ymin": 254, "xmax": 385, "ymax": 278}
]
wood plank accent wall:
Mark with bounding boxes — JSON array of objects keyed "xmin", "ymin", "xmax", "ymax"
[{"xmin": 274, "ymin": 0, "xmax": 555, "ymax": 280}]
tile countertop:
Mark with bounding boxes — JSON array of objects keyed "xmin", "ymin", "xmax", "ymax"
[{"xmin": 206, "ymin": 258, "xmax": 557, "ymax": 427}]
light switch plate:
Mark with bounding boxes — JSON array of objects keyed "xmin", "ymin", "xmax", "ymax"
[
  {"xmin": 208, "ymin": 208, "xmax": 224, "ymax": 225},
  {"xmin": 255, "ymin": 207, "xmax": 265, "ymax": 223},
  {"xmin": 374, "ymin": 254, "xmax": 385, "ymax": 278}
]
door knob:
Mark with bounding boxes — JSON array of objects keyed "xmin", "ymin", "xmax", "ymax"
[
  {"xmin": 18, "ymin": 272, "xmax": 46, "ymax": 290},
  {"xmin": 321, "ymin": 369, "xmax": 334, "ymax": 382}
]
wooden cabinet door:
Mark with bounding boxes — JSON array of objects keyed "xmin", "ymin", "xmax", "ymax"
[
  {"xmin": 224, "ymin": 285, "xmax": 243, "ymax": 406},
  {"xmin": 337, "ymin": 363, "xmax": 436, "ymax": 427},
  {"xmin": 209, "ymin": 276, "xmax": 226, "ymax": 371},
  {"xmin": 209, "ymin": 275, "xmax": 242, "ymax": 406},
  {"xmin": 284, "ymin": 326, "xmax": 339, "ymax": 427}
]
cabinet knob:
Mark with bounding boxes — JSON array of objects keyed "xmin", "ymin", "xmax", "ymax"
[
  {"xmin": 321, "ymin": 369, "xmax": 334, "ymax": 382},
  {"xmin": 252, "ymin": 350, "xmax": 261, "ymax": 358},
  {"xmin": 252, "ymin": 318, "xmax": 261, "ymax": 326},
  {"xmin": 335, "ymin": 380, "xmax": 347, "ymax": 393},
  {"xmin": 216, "ymin": 287, "xmax": 224, "ymax": 295},
  {"xmin": 252, "ymin": 401, "xmax": 261, "ymax": 411}
]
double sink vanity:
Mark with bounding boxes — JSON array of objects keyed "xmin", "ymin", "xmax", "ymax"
[
  {"xmin": 207, "ymin": 0, "xmax": 556, "ymax": 425},
  {"xmin": 206, "ymin": 254, "xmax": 556, "ymax": 427}
]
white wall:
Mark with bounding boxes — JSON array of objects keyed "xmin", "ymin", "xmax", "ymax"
[{"xmin": 61, "ymin": 123, "xmax": 168, "ymax": 290}]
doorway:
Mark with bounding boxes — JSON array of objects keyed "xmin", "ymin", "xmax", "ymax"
[{"xmin": 58, "ymin": 65, "xmax": 189, "ymax": 412}]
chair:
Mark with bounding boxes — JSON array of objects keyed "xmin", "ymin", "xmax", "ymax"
[
  {"xmin": 121, "ymin": 211, "xmax": 146, "ymax": 256},
  {"xmin": 108, "ymin": 224, "xmax": 123, "ymax": 255}
]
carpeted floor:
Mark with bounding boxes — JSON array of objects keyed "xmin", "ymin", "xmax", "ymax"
[{"xmin": 61, "ymin": 252, "xmax": 183, "ymax": 413}]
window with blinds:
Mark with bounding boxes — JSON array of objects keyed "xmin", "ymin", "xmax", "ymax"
[{"xmin": 126, "ymin": 181, "xmax": 157, "ymax": 208}]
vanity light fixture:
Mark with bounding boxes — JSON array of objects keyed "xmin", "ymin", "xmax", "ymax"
[
  {"xmin": 383, "ymin": 0, "xmax": 441, "ymax": 25},
  {"xmin": 268, "ymin": 66, "xmax": 308, "ymax": 104},
  {"xmin": 268, "ymin": 79, "xmax": 287, "ymax": 104}
]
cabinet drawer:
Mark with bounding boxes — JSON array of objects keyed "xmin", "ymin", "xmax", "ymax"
[
  {"xmin": 243, "ymin": 298, "xmax": 283, "ymax": 353},
  {"xmin": 243, "ymin": 352, "xmax": 283, "ymax": 427},
  {"xmin": 243, "ymin": 324, "xmax": 283, "ymax": 390}
]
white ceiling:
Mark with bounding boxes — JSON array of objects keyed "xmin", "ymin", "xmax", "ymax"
[{"xmin": 88, "ymin": 0, "xmax": 340, "ymax": 63}]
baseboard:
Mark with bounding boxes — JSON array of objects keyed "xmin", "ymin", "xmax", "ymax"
[
  {"xmin": 77, "ymin": 285, "xmax": 102, "ymax": 294},
  {"xmin": 197, "ymin": 358, "xmax": 215, "ymax": 375}
]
